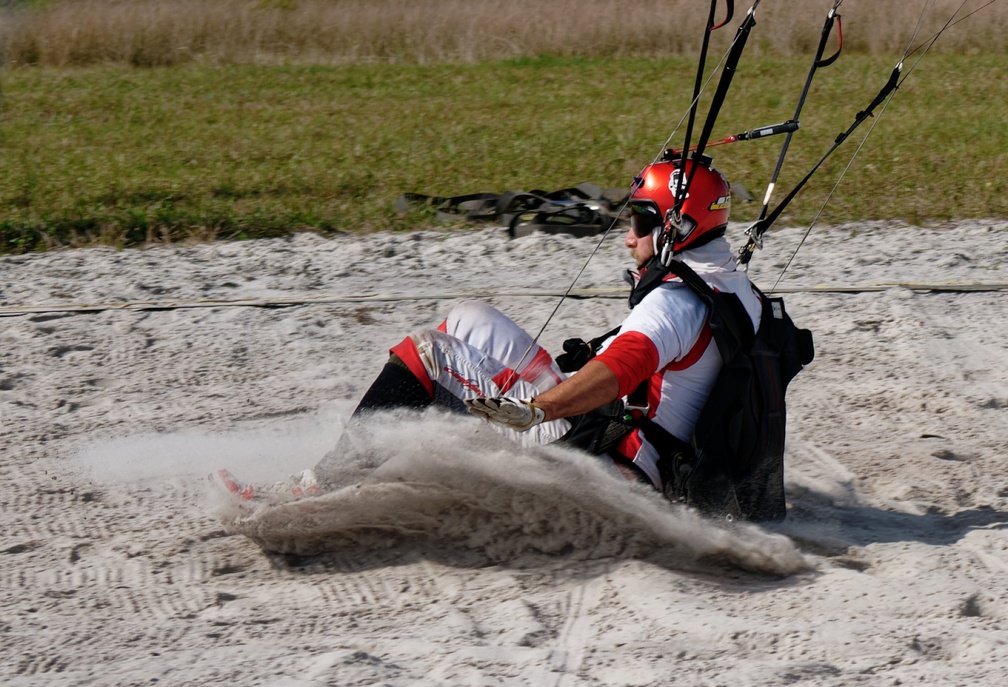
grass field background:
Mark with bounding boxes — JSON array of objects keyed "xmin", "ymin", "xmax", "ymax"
[
  {"xmin": 1, "ymin": 1, "xmax": 1006, "ymax": 253},
  {"xmin": 3, "ymin": 0, "xmax": 1006, "ymax": 67}
]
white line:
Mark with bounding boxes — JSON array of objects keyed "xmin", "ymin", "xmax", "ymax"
[{"xmin": 2, "ymin": 282, "xmax": 1006, "ymax": 317}]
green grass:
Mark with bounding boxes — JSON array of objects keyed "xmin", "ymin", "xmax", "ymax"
[{"xmin": 1, "ymin": 54, "xmax": 1006, "ymax": 253}]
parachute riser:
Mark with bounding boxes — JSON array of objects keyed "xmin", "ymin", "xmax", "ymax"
[
  {"xmin": 664, "ymin": 120, "xmax": 799, "ymax": 158},
  {"xmin": 739, "ymin": 0, "xmax": 845, "ymax": 268},
  {"xmin": 660, "ymin": 1, "xmax": 760, "ymax": 267}
]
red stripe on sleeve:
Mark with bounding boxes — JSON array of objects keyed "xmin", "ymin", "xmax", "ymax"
[{"xmin": 593, "ymin": 331, "xmax": 660, "ymax": 398}]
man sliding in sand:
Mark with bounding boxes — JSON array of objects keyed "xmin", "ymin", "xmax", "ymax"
[{"xmin": 217, "ymin": 158, "xmax": 765, "ymax": 503}]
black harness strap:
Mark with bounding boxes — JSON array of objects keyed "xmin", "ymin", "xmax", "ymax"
[
  {"xmin": 627, "ymin": 224, "xmax": 727, "ymax": 309},
  {"xmin": 636, "ymin": 415, "xmax": 696, "ymax": 493}
]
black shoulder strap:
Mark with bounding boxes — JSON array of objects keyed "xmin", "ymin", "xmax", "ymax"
[
  {"xmin": 665, "ymin": 260, "xmax": 756, "ymax": 355},
  {"xmin": 624, "ymin": 260, "xmax": 757, "ymax": 441},
  {"xmin": 627, "ymin": 258, "xmax": 669, "ymax": 309},
  {"xmin": 588, "ymin": 325, "xmax": 620, "ymax": 352}
]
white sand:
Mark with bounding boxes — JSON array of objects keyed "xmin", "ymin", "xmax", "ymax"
[{"xmin": 2, "ymin": 220, "xmax": 1006, "ymax": 685}]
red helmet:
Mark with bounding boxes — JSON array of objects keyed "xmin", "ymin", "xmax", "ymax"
[{"xmin": 629, "ymin": 158, "xmax": 731, "ymax": 253}]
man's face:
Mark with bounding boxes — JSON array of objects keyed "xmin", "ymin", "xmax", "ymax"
[{"xmin": 625, "ymin": 226, "xmax": 655, "ymax": 268}]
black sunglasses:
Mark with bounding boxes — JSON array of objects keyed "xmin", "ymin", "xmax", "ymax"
[{"xmin": 629, "ymin": 203, "xmax": 662, "ymax": 238}]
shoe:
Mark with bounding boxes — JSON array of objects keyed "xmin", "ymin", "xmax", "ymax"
[
  {"xmin": 291, "ymin": 469, "xmax": 322, "ymax": 498},
  {"xmin": 265, "ymin": 469, "xmax": 322, "ymax": 499},
  {"xmin": 213, "ymin": 468, "xmax": 322, "ymax": 502},
  {"xmin": 294, "ymin": 467, "xmax": 320, "ymax": 495},
  {"xmin": 213, "ymin": 468, "xmax": 255, "ymax": 501}
]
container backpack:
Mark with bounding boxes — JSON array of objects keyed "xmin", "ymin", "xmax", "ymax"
[{"xmin": 637, "ymin": 260, "xmax": 814, "ymax": 521}]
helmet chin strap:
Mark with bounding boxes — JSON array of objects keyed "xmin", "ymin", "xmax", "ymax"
[
  {"xmin": 627, "ymin": 212, "xmax": 681, "ymax": 306},
  {"xmin": 629, "ymin": 244, "xmax": 675, "ymax": 309},
  {"xmin": 658, "ymin": 211, "xmax": 683, "ymax": 267}
]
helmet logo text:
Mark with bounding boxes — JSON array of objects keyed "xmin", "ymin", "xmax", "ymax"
[{"xmin": 709, "ymin": 195, "xmax": 730, "ymax": 211}]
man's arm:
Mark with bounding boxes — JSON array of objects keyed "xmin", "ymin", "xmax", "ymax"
[
  {"xmin": 532, "ymin": 360, "xmax": 620, "ymax": 422},
  {"xmin": 464, "ymin": 360, "xmax": 621, "ymax": 432},
  {"xmin": 466, "ymin": 323, "xmax": 661, "ymax": 432}
]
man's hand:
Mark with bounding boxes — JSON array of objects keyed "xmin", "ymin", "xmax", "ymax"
[
  {"xmin": 555, "ymin": 338, "xmax": 594, "ymax": 372},
  {"xmin": 464, "ymin": 397, "xmax": 546, "ymax": 431}
]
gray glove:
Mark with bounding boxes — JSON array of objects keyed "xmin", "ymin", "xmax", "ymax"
[{"xmin": 464, "ymin": 397, "xmax": 546, "ymax": 431}]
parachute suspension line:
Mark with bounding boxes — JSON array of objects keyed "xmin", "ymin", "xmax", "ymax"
[
  {"xmin": 500, "ymin": 0, "xmax": 747, "ymax": 386},
  {"xmin": 899, "ymin": 0, "xmax": 975, "ymax": 82},
  {"xmin": 675, "ymin": 0, "xmax": 760, "ymax": 227},
  {"xmin": 632, "ymin": 3, "xmax": 762, "ymax": 303},
  {"xmin": 740, "ymin": 0, "xmax": 844, "ymax": 269},
  {"xmin": 903, "ymin": 0, "xmax": 1000, "ymax": 62},
  {"xmin": 651, "ymin": 56, "xmax": 731, "ymax": 168},
  {"xmin": 770, "ymin": 0, "xmax": 978, "ymax": 290},
  {"xmin": 897, "ymin": 0, "xmax": 938, "ymax": 61},
  {"xmin": 651, "ymin": 2, "xmax": 756, "ymax": 165},
  {"xmin": 631, "ymin": 2, "xmax": 760, "ymax": 303},
  {"xmin": 693, "ymin": 1, "xmax": 759, "ymax": 159},
  {"xmin": 513, "ymin": 193, "xmax": 634, "ymax": 375},
  {"xmin": 678, "ymin": 0, "xmax": 727, "ymax": 179},
  {"xmin": 770, "ymin": 91, "xmax": 898, "ymax": 292},
  {"xmin": 745, "ymin": 0, "xmax": 931, "ymax": 273},
  {"xmin": 670, "ymin": 0, "xmax": 732, "ymax": 225}
]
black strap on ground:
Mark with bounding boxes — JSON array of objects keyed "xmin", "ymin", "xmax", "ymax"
[
  {"xmin": 395, "ymin": 183, "xmax": 629, "ymax": 238},
  {"xmin": 667, "ymin": 260, "xmax": 755, "ymax": 353}
]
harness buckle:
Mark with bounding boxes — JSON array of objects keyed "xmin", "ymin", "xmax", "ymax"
[
  {"xmin": 743, "ymin": 221, "xmax": 764, "ymax": 250},
  {"xmin": 623, "ymin": 401, "xmax": 649, "ymax": 422}
]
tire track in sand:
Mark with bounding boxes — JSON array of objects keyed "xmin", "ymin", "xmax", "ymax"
[{"xmin": 547, "ymin": 573, "xmax": 607, "ymax": 686}]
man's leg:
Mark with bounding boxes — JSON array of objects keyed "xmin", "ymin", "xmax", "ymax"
[
  {"xmin": 353, "ymin": 300, "xmax": 566, "ymax": 422},
  {"xmin": 352, "ymin": 353, "xmax": 433, "ymax": 416},
  {"xmin": 311, "ymin": 351, "xmax": 434, "ymax": 489},
  {"xmin": 440, "ymin": 300, "xmax": 565, "ymax": 393},
  {"xmin": 313, "ymin": 301, "xmax": 570, "ymax": 487}
]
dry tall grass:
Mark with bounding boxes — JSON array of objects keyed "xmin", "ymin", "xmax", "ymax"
[{"xmin": 1, "ymin": 0, "xmax": 1005, "ymax": 67}]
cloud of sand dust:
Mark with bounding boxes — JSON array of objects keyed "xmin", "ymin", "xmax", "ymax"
[
  {"xmin": 72, "ymin": 402, "xmax": 349, "ymax": 485},
  {"xmin": 210, "ymin": 408, "xmax": 813, "ymax": 576}
]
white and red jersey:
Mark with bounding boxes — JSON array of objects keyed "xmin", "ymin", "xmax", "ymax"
[{"xmin": 594, "ymin": 238, "xmax": 762, "ymax": 488}]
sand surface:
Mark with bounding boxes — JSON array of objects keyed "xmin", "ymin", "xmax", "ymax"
[{"xmin": 2, "ymin": 219, "xmax": 1006, "ymax": 685}]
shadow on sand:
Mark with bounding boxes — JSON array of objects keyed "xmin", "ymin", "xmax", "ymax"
[{"xmin": 772, "ymin": 486, "xmax": 1008, "ymax": 559}]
